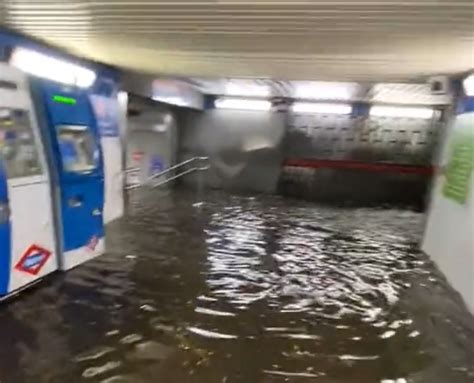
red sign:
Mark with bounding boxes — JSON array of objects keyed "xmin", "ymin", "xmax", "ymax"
[
  {"xmin": 15, "ymin": 245, "xmax": 52, "ymax": 276},
  {"xmin": 132, "ymin": 151, "xmax": 144, "ymax": 162}
]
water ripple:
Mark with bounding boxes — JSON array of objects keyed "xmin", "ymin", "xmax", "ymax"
[{"xmin": 0, "ymin": 189, "xmax": 472, "ymax": 383}]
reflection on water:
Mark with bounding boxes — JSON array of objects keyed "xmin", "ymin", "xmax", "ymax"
[{"xmin": 0, "ymin": 188, "xmax": 473, "ymax": 383}]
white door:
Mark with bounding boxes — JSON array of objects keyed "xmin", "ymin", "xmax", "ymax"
[{"xmin": 0, "ymin": 65, "xmax": 58, "ymax": 293}]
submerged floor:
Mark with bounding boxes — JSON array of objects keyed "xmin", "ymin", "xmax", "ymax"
[{"xmin": 0, "ymin": 188, "xmax": 473, "ymax": 383}]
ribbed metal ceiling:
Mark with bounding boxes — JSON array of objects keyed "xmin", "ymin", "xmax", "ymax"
[
  {"xmin": 191, "ymin": 78, "xmax": 453, "ymax": 104},
  {"xmin": 1, "ymin": 1, "xmax": 473, "ymax": 81}
]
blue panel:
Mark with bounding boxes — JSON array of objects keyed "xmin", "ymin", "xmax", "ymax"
[
  {"xmin": 352, "ymin": 102, "xmax": 370, "ymax": 118},
  {"xmin": 91, "ymin": 77, "xmax": 119, "ymax": 98},
  {"xmin": 33, "ymin": 79, "xmax": 105, "ymax": 253},
  {"xmin": 90, "ymin": 94, "xmax": 120, "ymax": 137},
  {"xmin": 59, "ymin": 178, "xmax": 104, "ymax": 250},
  {"xmin": 205, "ymin": 95, "xmax": 217, "ymax": 110},
  {"xmin": 456, "ymin": 96, "xmax": 474, "ymax": 115},
  {"xmin": 44, "ymin": 87, "xmax": 93, "ymax": 125},
  {"xmin": 149, "ymin": 154, "xmax": 165, "ymax": 176},
  {"xmin": 89, "ymin": 77, "xmax": 121, "ymax": 138},
  {"xmin": 0, "ymin": 161, "xmax": 11, "ymax": 295}
]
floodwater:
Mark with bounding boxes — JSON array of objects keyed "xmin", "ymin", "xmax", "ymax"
[{"xmin": 0, "ymin": 188, "xmax": 473, "ymax": 383}]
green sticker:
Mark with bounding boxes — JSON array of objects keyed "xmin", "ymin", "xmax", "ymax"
[
  {"xmin": 52, "ymin": 95, "xmax": 77, "ymax": 105},
  {"xmin": 443, "ymin": 129, "xmax": 474, "ymax": 204}
]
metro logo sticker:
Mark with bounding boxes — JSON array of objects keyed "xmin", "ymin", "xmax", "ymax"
[{"xmin": 15, "ymin": 245, "xmax": 52, "ymax": 276}]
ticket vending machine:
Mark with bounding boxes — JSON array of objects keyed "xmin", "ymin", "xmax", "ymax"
[
  {"xmin": 32, "ymin": 80, "xmax": 105, "ymax": 271},
  {"xmin": 0, "ymin": 64, "xmax": 58, "ymax": 298}
]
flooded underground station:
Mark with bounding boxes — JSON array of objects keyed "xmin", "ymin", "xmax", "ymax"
[
  {"xmin": 0, "ymin": 188, "xmax": 473, "ymax": 383},
  {"xmin": 0, "ymin": 32, "xmax": 473, "ymax": 383}
]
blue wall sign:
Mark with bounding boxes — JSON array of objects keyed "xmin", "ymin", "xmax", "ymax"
[
  {"xmin": 149, "ymin": 154, "xmax": 165, "ymax": 176},
  {"xmin": 89, "ymin": 95, "xmax": 120, "ymax": 137}
]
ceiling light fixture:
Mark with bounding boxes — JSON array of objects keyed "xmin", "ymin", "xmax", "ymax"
[
  {"xmin": 152, "ymin": 95, "xmax": 189, "ymax": 108},
  {"xmin": 214, "ymin": 98, "xmax": 272, "ymax": 111},
  {"xmin": 294, "ymin": 82, "xmax": 353, "ymax": 100},
  {"xmin": 225, "ymin": 82, "xmax": 270, "ymax": 97},
  {"xmin": 292, "ymin": 102, "xmax": 352, "ymax": 115},
  {"xmin": 462, "ymin": 73, "xmax": 474, "ymax": 96},
  {"xmin": 10, "ymin": 47, "xmax": 96, "ymax": 88},
  {"xmin": 370, "ymin": 106, "xmax": 434, "ymax": 119}
]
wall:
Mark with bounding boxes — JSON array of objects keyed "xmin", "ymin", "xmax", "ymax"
[
  {"xmin": 422, "ymin": 98, "xmax": 474, "ymax": 314},
  {"xmin": 178, "ymin": 108, "xmax": 286, "ymax": 193},
  {"xmin": 122, "ymin": 71, "xmax": 204, "ymax": 110},
  {"xmin": 280, "ymin": 109, "xmax": 443, "ymax": 207},
  {"xmin": 126, "ymin": 97, "xmax": 178, "ymax": 185},
  {"xmin": 286, "ymin": 111, "xmax": 440, "ymax": 163}
]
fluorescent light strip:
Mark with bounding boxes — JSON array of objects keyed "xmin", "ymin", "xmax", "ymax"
[
  {"xmin": 370, "ymin": 106, "xmax": 434, "ymax": 119},
  {"xmin": 292, "ymin": 102, "xmax": 352, "ymax": 115},
  {"xmin": 225, "ymin": 83, "xmax": 270, "ymax": 97},
  {"xmin": 152, "ymin": 95, "xmax": 189, "ymax": 108},
  {"xmin": 294, "ymin": 83, "xmax": 352, "ymax": 100},
  {"xmin": 10, "ymin": 47, "xmax": 96, "ymax": 88},
  {"xmin": 215, "ymin": 98, "xmax": 271, "ymax": 111},
  {"xmin": 463, "ymin": 74, "xmax": 474, "ymax": 96}
]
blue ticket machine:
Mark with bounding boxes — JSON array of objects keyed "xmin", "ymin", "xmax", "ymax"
[
  {"xmin": 32, "ymin": 80, "xmax": 105, "ymax": 271},
  {"xmin": 0, "ymin": 64, "xmax": 59, "ymax": 298}
]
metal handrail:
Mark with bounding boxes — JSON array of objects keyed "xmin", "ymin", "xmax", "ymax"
[
  {"xmin": 124, "ymin": 166, "xmax": 140, "ymax": 174},
  {"xmin": 126, "ymin": 156, "xmax": 209, "ymax": 191},
  {"xmin": 147, "ymin": 156, "xmax": 209, "ymax": 182}
]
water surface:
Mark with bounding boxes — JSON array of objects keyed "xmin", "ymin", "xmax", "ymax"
[{"xmin": 0, "ymin": 188, "xmax": 473, "ymax": 383}]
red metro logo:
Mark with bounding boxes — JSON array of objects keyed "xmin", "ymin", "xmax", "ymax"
[{"xmin": 15, "ymin": 245, "xmax": 52, "ymax": 276}]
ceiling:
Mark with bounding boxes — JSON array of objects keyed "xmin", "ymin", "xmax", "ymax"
[
  {"xmin": 190, "ymin": 78, "xmax": 453, "ymax": 104},
  {"xmin": 0, "ymin": 1, "xmax": 473, "ymax": 82}
]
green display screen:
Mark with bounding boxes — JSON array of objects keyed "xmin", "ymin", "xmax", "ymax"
[{"xmin": 52, "ymin": 95, "xmax": 77, "ymax": 105}]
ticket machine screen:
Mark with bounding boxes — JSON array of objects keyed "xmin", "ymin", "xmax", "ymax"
[{"xmin": 56, "ymin": 125, "xmax": 98, "ymax": 173}]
